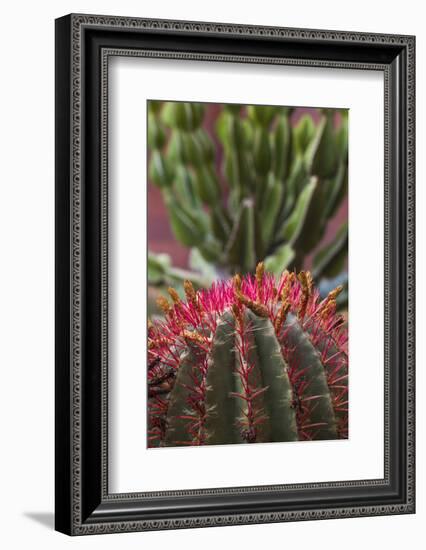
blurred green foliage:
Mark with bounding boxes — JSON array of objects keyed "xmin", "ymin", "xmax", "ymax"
[{"xmin": 148, "ymin": 101, "xmax": 348, "ymax": 295}]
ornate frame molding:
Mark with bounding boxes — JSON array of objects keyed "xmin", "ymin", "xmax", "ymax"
[{"xmin": 55, "ymin": 14, "xmax": 415, "ymax": 535}]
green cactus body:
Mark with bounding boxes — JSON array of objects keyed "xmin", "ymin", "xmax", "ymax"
[
  {"xmin": 147, "ymin": 101, "xmax": 348, "ymax": 298},
  {"xmin": 148, "ymin": 265, "xmax": 348, "ymax": 447}
]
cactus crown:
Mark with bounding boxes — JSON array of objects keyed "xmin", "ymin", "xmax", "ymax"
[{"xmin": 148, "ymin": 264, "xmax": 348, "ymax": 447}]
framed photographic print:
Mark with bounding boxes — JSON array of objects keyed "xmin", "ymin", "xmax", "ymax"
[{"xmin": 55, "ymin": 14, "xmax": 415, "ymax": 535}]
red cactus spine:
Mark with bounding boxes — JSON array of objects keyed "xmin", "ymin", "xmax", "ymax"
[{"xmin": 148, "ymin": 264, "xmax": 348, "ymax": 447}]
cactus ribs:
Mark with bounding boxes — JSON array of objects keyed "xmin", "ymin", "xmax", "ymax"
[{"xmin": 147, "ymin": 263, "xmax": 348, "ymax": 447}]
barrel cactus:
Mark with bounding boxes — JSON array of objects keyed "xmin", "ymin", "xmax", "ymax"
[
  {"xmin": 148, "ymin": 263, "xmax": 348, "ymax": 447},
  {"xmin": 148, "ymin": 101, "xmax": 348, "ymax": 283}
]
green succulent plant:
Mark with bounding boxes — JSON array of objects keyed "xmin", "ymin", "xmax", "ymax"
[
  {"xmin": 148, "ymin": 264, "xmax": 348, "ymax": 447},
  {"xmin": 148, "ymin": 100, "xmax": 348, "ymax": 285}
]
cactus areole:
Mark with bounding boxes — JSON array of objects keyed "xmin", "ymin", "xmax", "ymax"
[{"xmin": 148, "ymin": 264, "xmax": 348, "ymax": 447}]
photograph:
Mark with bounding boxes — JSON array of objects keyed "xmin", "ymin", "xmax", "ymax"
[
  {"xmin": 52, "ymin": 11, "xmax": 415, "ymax": 537},
  {"xmin": 147, "ymin": 101, "xmax": 349, "ymax": 448},
  {"xmin": 0, "ymin": 0, "xmax": 419, "ymax": 544}
]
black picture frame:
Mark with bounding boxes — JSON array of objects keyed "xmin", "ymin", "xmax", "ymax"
[{"xmin": 55, "ymin": 13, "xmax": 415, "ymax": 535}]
